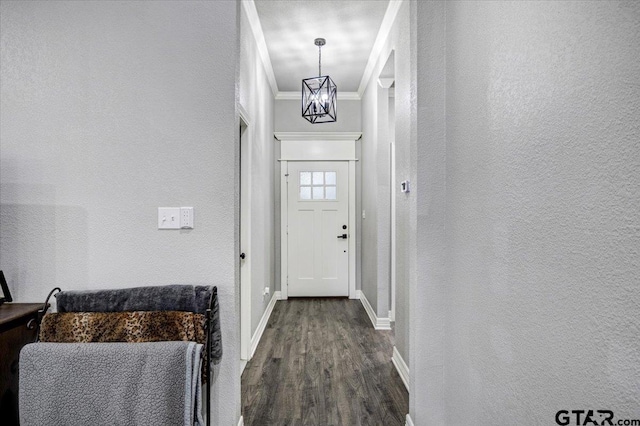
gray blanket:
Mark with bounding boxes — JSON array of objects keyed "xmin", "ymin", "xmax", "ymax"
[
  {"xmin": 55, "ymin": 285, "xmax": 222, "ymax": 364},
  {"xmin": 20, "ymin": 342, "xmax": 204, "ymax": 426},
  {"xmin": 55, "ymin": 284, "xmax": 213, "ymax": 314}
]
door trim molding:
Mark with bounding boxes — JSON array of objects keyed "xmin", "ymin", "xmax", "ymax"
[
  {"xmin": 357, "ymin": 290, "xmax": 392, "ymax": 330},
  {"xmin": 280, "ymin": 161, "xmax": 289, "ymax": 300},
  {"xmin": 406, "ymin": 414, "xmax": 414, "ymax": 426},
  {"xmin": 390, "ymin": 142, "xmax": 396, "ymax": 321},
  {"xmin": 275, "ymin": 132, "xmax": 361, "ymax": 141},
  {"xmin": 239, "ymin": 111, "xmax": 252, "ymax": 362},
  {"xmin": 280, "ymin": 133, "xmax": 360, "ymax": 301},
  {"xmin": 238, "ymin": 103, "xmax": 252, "ymax": 127},
  {"xmin": 348, "ymin": 161, "xmax": 356, "ymax": 299}
]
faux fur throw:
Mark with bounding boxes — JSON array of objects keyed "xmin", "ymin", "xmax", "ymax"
[{"xmin": 39, "ymin": 311, "xmax": 206, "ymax": 345}]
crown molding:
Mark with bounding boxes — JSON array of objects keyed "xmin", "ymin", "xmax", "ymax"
[
  {"xmin": 275, "ymin": 91, "xmax": 361, "ymax": 101},
  {"xmin": 274, "ymin": 132, "xmax": 362, "ymax": 141},
  {"xmin": 357, "ymin": 0, "xmax": 404, "ymax": 96},
  {"xmin": 241, "ymin": 1, "xmax": 279, "ymax": 96}
]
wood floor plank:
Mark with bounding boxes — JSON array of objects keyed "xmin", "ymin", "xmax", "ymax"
[{"xmin": 241, "ymin": 298, "xmax": 408, "ymax": 426}]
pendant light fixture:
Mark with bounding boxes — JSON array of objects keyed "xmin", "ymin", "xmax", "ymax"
[{"xmin": 302, "ymin": 38, "xmax": 337, "ymax": 123}]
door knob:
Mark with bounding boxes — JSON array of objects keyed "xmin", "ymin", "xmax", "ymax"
[
  {"xmin": 240, "ymin": 253, "xmax": 246, "ymax": 259},
  {"xmin": 337, "ymin": 234, "xmax": 348, "ymax": 239}
]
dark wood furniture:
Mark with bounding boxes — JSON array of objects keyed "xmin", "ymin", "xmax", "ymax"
[{"xmin": 0, "ymin": 304, "xmax": 42, "ymax": 426}]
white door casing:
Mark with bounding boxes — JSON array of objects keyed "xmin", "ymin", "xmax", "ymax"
[
  {"xmin": 277, "ymin": 132, "xmax": 360, "ymax": 300},
  {"xmin": 287, "ymin": 161, "xmax": 349, "ymax": 297},
  {"xmin": 239, "ymin": 107, "xmax": 251, "ymax": 364},
  {"xmin": 390, "ymin": 142, "xmax": 396, "ymax": 322}
]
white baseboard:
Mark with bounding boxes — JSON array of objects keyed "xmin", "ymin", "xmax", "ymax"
[
  {"xmin": 406, "ymin": 413, "xmax": 414, "ymax": 426},
  {"xmin": 250, "ymin": 291, "xmax": 278, "ymax": 358},
  {"xmin": 392, "ymin": 346, "xmax": 409, "ymax": 392},
  {"xmin": 274, "ymin": 290, "xmax": 283, "ymax": 300},
  {"xmin": 238, "ymin": 415, "xmax": 244, "ymax": 426},
  {"xmin": 357, "ymin": 290, "xmax": 391, "ymax": 330}
]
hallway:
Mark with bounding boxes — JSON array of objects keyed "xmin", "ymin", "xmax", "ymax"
[{"xmin": 241, "ymin": 299, "xmax": 408, "ymax": 425}]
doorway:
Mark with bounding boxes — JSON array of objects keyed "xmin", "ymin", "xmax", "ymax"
[
  {"xmin": 378, "ymin": 51, "xmax": 396, "ymax": 324},
  {"xmin": 277, "ymin": 133, "xmax": 360, "ymax": 300},
  {"xmin": 239, "ymin": 109, "xmax": 251, "ymax": 367}
]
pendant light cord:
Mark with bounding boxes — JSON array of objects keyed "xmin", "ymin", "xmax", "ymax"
[{"xmin": 318, "ymin": 45, "xmax": 322, "ymax": 77}]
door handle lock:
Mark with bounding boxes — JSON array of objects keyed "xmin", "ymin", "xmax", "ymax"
[{"xmin": 337, "ymin": 234, "xmax": 348, "ymax": 239}]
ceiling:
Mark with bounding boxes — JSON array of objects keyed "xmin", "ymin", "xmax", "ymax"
[{"xmin": 253, "ymin": 0, "xmax": 390, "ymax": 93}]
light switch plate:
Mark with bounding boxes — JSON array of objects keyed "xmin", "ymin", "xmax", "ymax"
[
  {"xmin": 158, "ymin": 207, "xmax": 180, "ymax": 229},
  {"xmin": 401, "ymin": 180, "xmax": 410, "ymax": 193}
]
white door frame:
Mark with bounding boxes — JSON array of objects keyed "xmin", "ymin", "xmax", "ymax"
[
  {"xmin": 239, "ymin": 104, "xmax": 252, "ymax": 364},
  {"xmin": 276, "ymin": 132, "xmax": 361, "ymax": 300},
  {"xmin": 390, "ymin": 141, "xmax": 396, "ymax": 322}
]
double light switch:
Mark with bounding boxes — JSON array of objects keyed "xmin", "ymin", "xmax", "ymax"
[{"xmin": 158, "ymin": 207, "xmax": 194, "ymax": 229}]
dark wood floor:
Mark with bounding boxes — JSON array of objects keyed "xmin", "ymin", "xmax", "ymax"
[{"xmin": 241, "ymin": 298, "xmax": 408, "ymax": 426}]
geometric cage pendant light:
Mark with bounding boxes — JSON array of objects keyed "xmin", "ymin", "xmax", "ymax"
[{"xmin": 302, "ymin": 38, "xmax": 337, "ymax": 123}]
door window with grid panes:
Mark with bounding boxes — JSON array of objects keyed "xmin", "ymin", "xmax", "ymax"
[{"xmin": 299, "ymin": 171, "xmax": 337, "ymax": 200}]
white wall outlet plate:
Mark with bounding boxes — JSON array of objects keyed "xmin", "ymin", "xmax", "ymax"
[
  {"xmin": 158, "ymin": 207, "xmax": 180, "ymax": 229},
  {"xmin": 180, "ymin": 207, "xmax": 194, "ymax": 229}
]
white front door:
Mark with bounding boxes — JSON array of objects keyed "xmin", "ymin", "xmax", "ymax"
[{"xmin": 287, "ymin": 161, "xmax": 349, "ymax": 297}]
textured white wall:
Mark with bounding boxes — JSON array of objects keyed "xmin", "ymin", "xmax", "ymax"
[
  {"xmin": 411, "ymin": 1, "xmax": 447, "ymax": 423},
  {"xmin": 274, "ymin": 98, "xmax": 361, "ymax": 133},
  {"xmin": 239, "ymin": 4, "xmax": 276, "ymax": 336},
  {"xmin": 389, "ymin": 2, "xmax": 412, "ymax": 370},
  {"xmin": 360, "ymin": 2, "xmax": 412, "ymax": 365},
  {"xmin": 412, "ymin": 1, "xmax": 640, "ymax": 424},
  {"xmin": 0, "ymin": 1, "xmax": 241, "ymax": 424}
]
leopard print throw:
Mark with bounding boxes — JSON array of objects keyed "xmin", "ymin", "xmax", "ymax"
[{"xmin": 39, "ymin": 311, "xmax": 206, "ymax": 345}]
